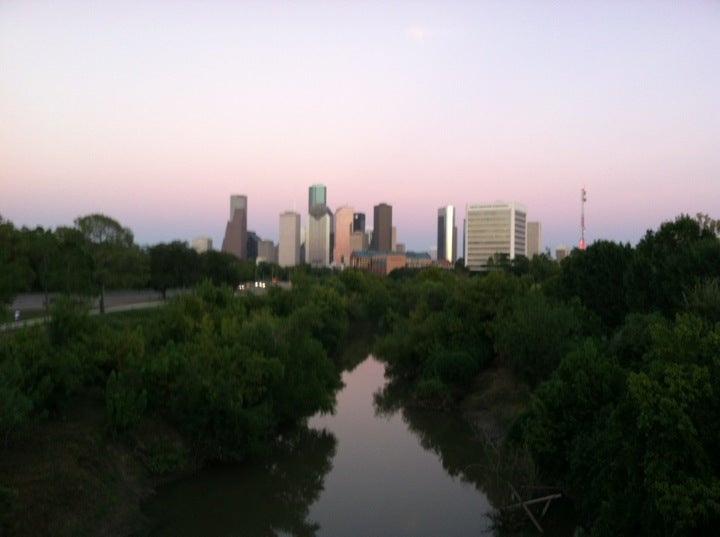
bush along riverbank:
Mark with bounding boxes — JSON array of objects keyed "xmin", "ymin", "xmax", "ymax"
[
  {"xmin": 0, "ymin": 279, "xmax": 352, "ymax": 536},
  {"xmin": 373, "ymin": 216, "xmax": 720, "ymax": 535}
]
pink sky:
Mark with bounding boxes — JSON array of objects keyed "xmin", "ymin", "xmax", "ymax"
[{"xmin": 1, "ymin": 1, "xmax": 719, "ymax": 253}]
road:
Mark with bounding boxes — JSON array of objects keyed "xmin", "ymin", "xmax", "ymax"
[
  {"xmin": 10, "ymin": 289, "xmax": 174, "ymax": 311},
  {"xmin": 2, "ymin": 290, "xmax": 188, "ymax": 332}
]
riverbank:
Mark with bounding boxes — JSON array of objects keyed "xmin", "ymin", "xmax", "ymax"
[
  {"xmin": 0, "ymin": 333, "xmax": 536, "ymax": 537},
  {"xmin": 460, "ymin": 365, "xmax": 531, "ymax": 446},
  {"xmin": 0, "ymin": 320, "xmax": 373, "ymax": 537},
  {"xmin": 0, "ymin": 393, "xmax": 150, "ymax": 536}
]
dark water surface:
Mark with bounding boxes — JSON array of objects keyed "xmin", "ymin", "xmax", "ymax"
[{"xmin": 142, "ymin": 357, "xmax": 494, "ymax": 536}]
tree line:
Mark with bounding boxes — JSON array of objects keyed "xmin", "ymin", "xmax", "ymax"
[
  {"xmin": 374, "ymin": 213, "xmax": 720, "ymax": 535},
  {"xmin": 0, "ymin": 213, "xmax": 286, "ymax": 317}
]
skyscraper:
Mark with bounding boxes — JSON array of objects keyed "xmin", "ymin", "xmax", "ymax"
[
  {"xmin": 307, "ymin": 206, "xmax": 333, "ymax": 267},
  {"xmin": 246, "ymin": 231, "xmax": 260, "ymax": 260},
  {"xmin": 353, "ymin": 212, "xmax": 366, "ymax": 233},
  {"xmin": 221, "ymin": 194, "xmax": 247, "ymax": 259},
  {"xmin": 526, "ymin": 221, "xmax": 542, "ymax": 258},
  {"xmin": 371, "ymin": 203, "xmax": 392, "ymax": 252},
  {"xmin": 257, "ymin": 240, "xmax": 277, "ymax": 264},
  {"xmin": 278, "ymin": 211, "xmax": 301, "ymax": 267},
  {"xmin": 333, "ymin": 206, "xmax": 354, "ymax": 266},
  {"xmin": 464, "ymin": 202, "xmax": 527, "ymax": 270},
  {"xmin": 350, "ymin": 230, "xmax": 368, "ymax": 253},
  {"xmin": 308, "ymin": 184, "xmax": 326, "ymax": 212},
  {"xmin": 437, "ymin": 205, "xmax": 457, "ymax": 263},
  {"xmin": 307, "ymin": 184, "xmax": 332, "ymax": 267}
]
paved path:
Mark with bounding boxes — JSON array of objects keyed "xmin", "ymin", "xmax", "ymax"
[
  {"xmin": 2, "ymin": 290, "xmax": 187, "ymax": 332},
  {"xmin": 10, "ymin": 290, "xmax": 166, "ymax": 311}
]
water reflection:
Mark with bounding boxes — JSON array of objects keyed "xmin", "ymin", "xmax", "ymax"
[
  {"xmin": 307, "ymin": 358, "xmax": 493, "ymax": 536},
  {"xmin": 142, "ymin": 358, "xmax": 497, "ymax": 537},
  {"xmin": 142, "ymin": 426, "xmax": 337, "ymax": 537},
  {"xmin": 374, "ymin": 377, "xmax": 494, "ymax": 503},
  {"xmin": 375, "ymin": 369, "xmax": 576, "ymax": 536}
]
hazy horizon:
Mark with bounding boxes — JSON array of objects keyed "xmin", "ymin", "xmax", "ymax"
[{"xmin": 2, "ymin": 1, "xmax": 718, "ymax": 252}]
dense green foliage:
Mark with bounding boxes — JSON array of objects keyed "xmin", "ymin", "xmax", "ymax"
[
  {"xmin": 0, "ymin": 277, "xmax": 353, "ymax": 463},
  {"xmin": 2, "ymin": 211, "xmax": 720, "ymax": 535},
  {"xmin": 373, "ymin": 214, "xmax": 720, "ymax": 535}
]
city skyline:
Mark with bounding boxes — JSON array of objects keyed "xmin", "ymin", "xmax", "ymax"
[{"xmin": 1, "ymin": 2, "xmax": 718, "ymax": 251}]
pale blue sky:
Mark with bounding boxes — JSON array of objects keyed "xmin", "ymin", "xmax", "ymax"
[{"xmin": 2, "ymin": 1, "xmax": 719, "ymax": 251}]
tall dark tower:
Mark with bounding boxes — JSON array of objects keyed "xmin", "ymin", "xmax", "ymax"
[
  {"xmin": 221, "ymin": 194, "xmax": 247, "ymax": 259},
  {"xmin": 371, "ymin": 203, "xmax": 392, "ymax": 252},
  {"xmin": 353, "ymin": 212, "xmax": 366, "ymax": 233}
]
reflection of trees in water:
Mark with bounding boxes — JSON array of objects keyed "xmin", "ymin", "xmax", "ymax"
[
  {"xmin": 374, "ymin": 380, "xmax": 485, "ymax": 484},
  {"xmin": 376, "ymin": 387, "xmax": 576, "ymax": 536},
  {"xmin": 374, "ymin": 380, "xmax": 530, "ymax": 511},
  {"xmin": 143, "ymin": 426, "xmax": 336, "ymax": 537}
]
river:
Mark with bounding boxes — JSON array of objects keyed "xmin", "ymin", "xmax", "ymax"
[{"xmin": 141, "ymin": 357, "xmax": 496, "ymax": 536}]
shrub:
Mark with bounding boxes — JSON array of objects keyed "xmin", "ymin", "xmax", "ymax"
[{"xmin": 105, "ymin": 370, "xmax": 147, "ymax": 436}]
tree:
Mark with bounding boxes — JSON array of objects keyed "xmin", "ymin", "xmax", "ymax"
[
  {"xmin": 53, "ymin": 227, "xmax": 96, "ymax": 297},
  {"xmin": 624, "ymin": 360, "xmax": 719, "ymax": 534},
  {"xmin": 625, "ymin": 215, "xmax": 720, "ymax": 317},
  {"xmin": 559, "ymin": 240, "xmax": 633, "ymax": 331},
  {"xmin": 695, "ymin": 212, "xmax": 720, "ymax": 235},
  {"xmin": 493, "ymin": 290, "xmax": 584, "ymax": 386},
  {"xmin": 517, "ymin": 340, "xmax": 625, "ymax": 477},
  {"xmin": 18, "ymin": 227, "xmax": 62, "ymax": 309},
  {"xmin": 105, "ymin": 369, "xmax": 147, "ymax": 436},
  {"xmin": 519, "ymin": 314, "xmax": 720, "ymax": 535},
  {"xmin": 0, "ymin": 353, "xmax": 34, "ymax": 447},
  {"xmin": 0, "ymin": 216, "xmax": 33, "ymax": 317},
  {"xmin": 149, "ymin": 241, "xmax": 201, "ymax": 299},
  {"xmin": 683, "ymin": 277, "xmax": 720, "ymax": 323},
  {"xmin": 526, "ymin": 252, "xmax": 560, "ymax": 287},
  {"xmin": 74, "ymin": 214, "xmax": 148, "ymax": 312},
  {"xmin": 200, "ymin": 250, "xmax": 243, "ymax": 286}
]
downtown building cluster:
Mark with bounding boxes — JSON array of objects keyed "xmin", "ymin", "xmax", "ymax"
[{"xmin": 196, "ymin": 185, "xmax": 545, "ymax": 275}]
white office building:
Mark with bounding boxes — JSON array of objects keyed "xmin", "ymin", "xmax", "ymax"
[
  {"xmin": 464, "ymin": 202, "xmax": 527, "ymax": 270},
  {"xmin": 278, "ymin": 211, "xmax": 301, "ymax": 267}
]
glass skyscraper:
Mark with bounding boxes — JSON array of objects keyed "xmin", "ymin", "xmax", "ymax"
[
  {"xmin": 437, "ymin": 205, "xmax": 457, "ymax": 263},
  {"xmin": 308, "ymin": 184, "xmax": 327, "ymax": 212}
]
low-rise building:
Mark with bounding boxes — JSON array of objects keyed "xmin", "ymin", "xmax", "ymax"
[{"xmin": 350, "ymin": 251, "xmax": 407, "ymax": 276}]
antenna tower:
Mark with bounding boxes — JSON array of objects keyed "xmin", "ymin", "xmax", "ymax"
[{"xmin": 580, "ymin": 187, "xmax": 587, "ymax": 250}]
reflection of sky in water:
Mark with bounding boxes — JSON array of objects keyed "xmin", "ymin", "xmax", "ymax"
[
  {"xmin": 308, "ymin": 357, "xmax": 492, "ymax": 537},
  {"xmin": 142, "ymin": 356, "xmax": 493, "ymax": 536}
]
